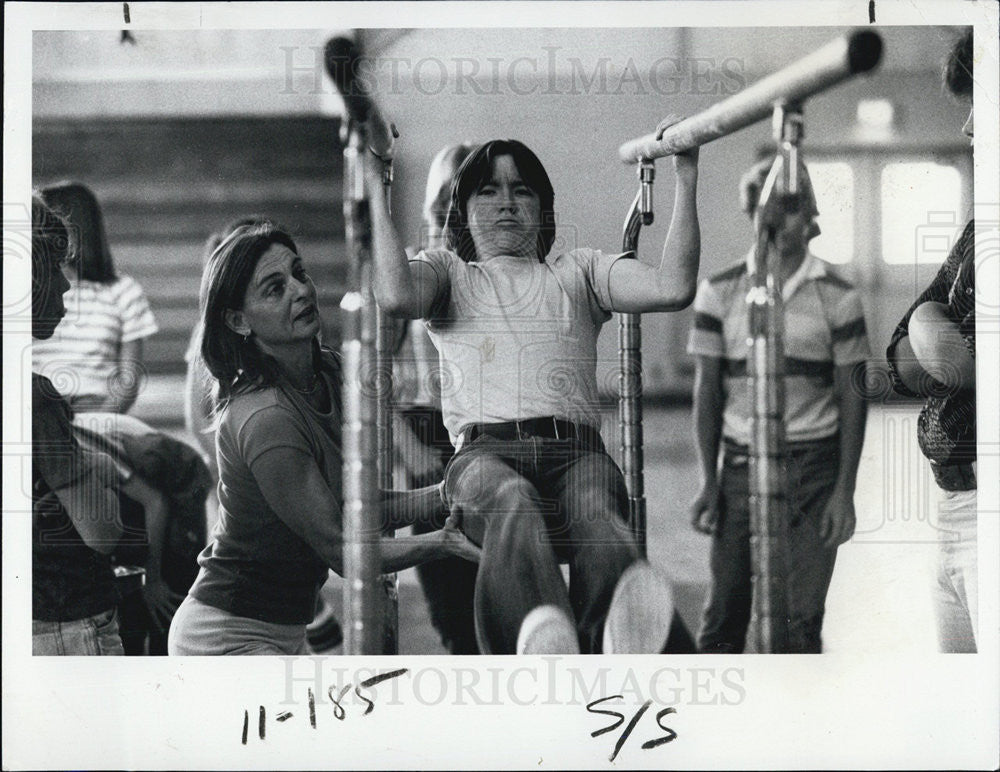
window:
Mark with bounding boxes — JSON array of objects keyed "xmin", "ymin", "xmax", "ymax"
[
  {"xmin": 808, "ymin": 161, "xmax": 854, "ymax": 265},
  {"xmin": 881, "ymin": 162, "xmax": 964, "ymax": 265}
]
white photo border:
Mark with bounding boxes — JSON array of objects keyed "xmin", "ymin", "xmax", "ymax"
[{"xmin": 4, "ymin": 2, "xmax": 998, "ymax": 769}]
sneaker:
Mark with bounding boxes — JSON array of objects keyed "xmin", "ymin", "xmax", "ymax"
[
  {"xmin": 516, "ymin": 605, "xmax": 580, "ymax": 655},
  {"xmin": 603, "ymin": 561, "xmax": 674, "ymax": 654}
]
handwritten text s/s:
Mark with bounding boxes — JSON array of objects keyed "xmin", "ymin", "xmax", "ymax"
[{"xmin": 587, "ymin": 694, "xmax": 678, "ymax": 762}]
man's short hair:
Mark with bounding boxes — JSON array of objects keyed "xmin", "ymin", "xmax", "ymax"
[
  {"xmin": 739, "ymin": 158, "xmax": 818, "ymax": 220},
  {"xmin": 32, "ymin": 195, "xmax": 70, "ymax": 274},
  {"xmin": 945, "ymin": 29, "xmax": 973, "ymax": 98}
]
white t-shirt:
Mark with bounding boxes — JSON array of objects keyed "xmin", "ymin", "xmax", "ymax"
[
  {"xmin": 393, "ymin": 319, "xmax": 441, "ymax": 411},
  {"xmin": 32, "ymin": 274, "xmax": 158, "ymax": 403},
  {"xmin": 412, "ymin": 247, "xmax": 625, "ymax": 445}
]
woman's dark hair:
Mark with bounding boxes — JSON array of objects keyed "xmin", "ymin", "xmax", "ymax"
[
  {"xmin": 199, "ymin": 221, "xmax": 302, "ymax": 404},
  {"xmin": 945, "ymin": 29, "xmax": 973, "ymax": 98},
  {"xmin": 40, "ymin": 181, "xmax": 117, "ymax": 283},
  {"xmin": 443, "ymin": 139, "xmax": 556, "ymax": 263},
  {"xmin": 201, "ymin": 214, "xmax": 270, "ymax": 266}
]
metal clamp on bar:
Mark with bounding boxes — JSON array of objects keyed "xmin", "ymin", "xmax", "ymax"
[
  {"xmin": 619, "ymin": 29, "xmax": 881, "ymax": 163},
  {"xmin": 639, "ymin": 161, "xmax": 655, "ymax": 226}
]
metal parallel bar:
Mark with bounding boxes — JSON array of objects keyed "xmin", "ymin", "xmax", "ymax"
[
  {"xmin": 614, "ymin": 28, "xmax": 882, "ymax": 653},
  {"xmin": 375, "ymin": 164, "xmax": 399, "ymax": 656},
  {"xmin": 341, "ymin": 129, "xmax": 385, "ymax": 656},
  {"xmin": 746, "ymin": 216, "xmax": 790, "ymax": 654},
  {"xmin": 618, "ymin": 30, "xmax": 882, "ymax": 162},
  {"xmin": 619, "ymin": 309, "xmax": 646, "ymax": 556},
  {"xmin": 746, "ymin": 103, "xmax": 807, "ymax": 654},
  {"xmin": 375, "ymin": 307, "xmax": 398, "ymax": 655},
  {"xmin": 619, "ymin": 186, "xmax": 650, "ymax": 557}
]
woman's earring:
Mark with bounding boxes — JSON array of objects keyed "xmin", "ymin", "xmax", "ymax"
[{"xmin": 242, "ymin": 332, "xmax": 250, "ymax": 343}]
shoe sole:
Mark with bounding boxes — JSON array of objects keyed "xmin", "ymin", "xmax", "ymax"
[
  {"xmin": 516, "ymin": 604, "xmax": 581, "ymax": 655},
  {"xmin": 603, "ymin": 562, "xmax": 674, "ymax": 654}
]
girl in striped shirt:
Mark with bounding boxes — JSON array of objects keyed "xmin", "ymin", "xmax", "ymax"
[{"xmin": 32, "ymin": 182, "xmax": 157, "ymax": 413}]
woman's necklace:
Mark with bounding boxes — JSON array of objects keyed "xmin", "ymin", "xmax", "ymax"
[{"xmin": 292, "ymin": 373, "xmax": 320, "ymax": 394}]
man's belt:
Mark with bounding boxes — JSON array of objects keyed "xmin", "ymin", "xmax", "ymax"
[
  {"xmin": 723, "ymin": 435, "xmax": 839, "ymax": 461},
  {"xmin": 463, "ymin": 417, "xmax": 602, "ymax": 448}
]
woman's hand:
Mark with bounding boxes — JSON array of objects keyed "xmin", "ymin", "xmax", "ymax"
[
  {"xmin": 656, "ymin": 114, "xmax": 700, "ymax": 175},
  {"xmin": 441, "ymin": 510, "xmax": 482, "ymax": 564}
]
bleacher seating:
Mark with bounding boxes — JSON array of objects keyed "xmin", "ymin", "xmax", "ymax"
[{"xmin": 33, "ymin": 116, "xmax": 349, "ymax": 377}]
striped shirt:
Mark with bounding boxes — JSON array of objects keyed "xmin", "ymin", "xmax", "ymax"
[
  {"xmin": 687, "ymin": 250, "xmax": 869, "ymax": 445},
  {"xmin": 32, "ymin": 274, "xmax": 158, "ymax": 404}
]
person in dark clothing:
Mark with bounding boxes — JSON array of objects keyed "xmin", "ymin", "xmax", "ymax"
[
  {"xmin": 30, "ymin": 194, "xmax": 125, "ymax": 655},
  {"xmin": 885, "ymin": 29, "xmax": 977, "ymax": 653},
  {"xmin": 73, "ymin": 413, "xmax": 211, "ymax": 655}
]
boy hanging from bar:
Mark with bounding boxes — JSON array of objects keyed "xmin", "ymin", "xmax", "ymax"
[{"xmin": 367, "ymin": 130, "xmax": 700, "ymax": 655}]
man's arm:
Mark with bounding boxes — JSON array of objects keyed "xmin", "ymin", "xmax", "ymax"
[
  {"xmin": 906, "ymin": 301, "xmax": 976, "ymax": 392},
  {"xmin": 820, "ymin": 363, "xmax": 868, "ymax": 548},
  {"xmin": 365, "ymin": 153, "xmax": 445, "ymax": 319},
  {"xmin": 888, "ymin": 335, "xmax": 929, "ymax": 395},
  {"xmin": 34, "ymin": 377, "xmax": 123, "ymax": 552},
  {"xmin": 690, "ymin": 354, "xmax": 725, "ymax": 534},
  {"xmin": 886, "ymin": 223, "xmax": 972, "ymax": 396},
  {"xmin": 607, "ymin": 150, "xmax": 701, "ymax": 313},
  {"xmin": 51, "ymin": 451, "xmax": 124, "ymax": 554}
]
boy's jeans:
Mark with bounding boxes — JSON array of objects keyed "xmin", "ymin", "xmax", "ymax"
[{"xmin": 33, "ymin": 607, "xmax": 125, "ymax": 655}]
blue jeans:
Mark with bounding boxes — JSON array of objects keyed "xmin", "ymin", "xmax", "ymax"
[
  {"xmin": 698, "ymin": 437, "xmax": 841, "ymax": 654},
  {"xmin": 444, "ymin": 433, "xmax": 638, "ymax": 654},
  {"xmin": 933, "ymin": 488, "xmax": 977, "ymax": 653},
  {"xmin": 33, "ymin": 607, "xmax": 124, "ymax": 655},
  {"xmin": 403, "ymin": 407, "xmax": 479, "ymax": 655}
]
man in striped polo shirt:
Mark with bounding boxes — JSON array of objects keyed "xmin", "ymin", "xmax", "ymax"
[{"xmin": 687, "ymin": 160, "xmax": 869, "ymax": 653}]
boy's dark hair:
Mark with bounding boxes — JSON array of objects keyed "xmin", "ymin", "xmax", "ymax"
[
  {"xmin": 945, "ymin": 29, "xmax": 973, "ymax": 98},
  {"xmin": 444, "ymin": 139, "xmax": 556, "ymax": 263}
]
